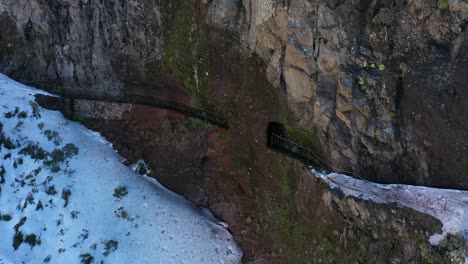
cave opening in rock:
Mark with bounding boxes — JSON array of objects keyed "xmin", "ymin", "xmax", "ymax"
[{"xmin": 267, "ymin": 121, "xmax": 326, "ymax": 169}]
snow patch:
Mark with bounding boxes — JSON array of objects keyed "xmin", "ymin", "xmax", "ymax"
[
  {"xmin": 311, "ymin": 168, "xmax": 468, "ymax": 247},
  {"xmin": 0, "ymin": 74, "xmax": 242, "ymax": 264}
]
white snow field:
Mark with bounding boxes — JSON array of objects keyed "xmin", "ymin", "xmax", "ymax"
[
  {"xmin": 312, "ymin": 169, "xmax": 468, "ymax": 247},
  {"xmin": 0, "ymin": 74, "xmax": 242, "ymax": 264}
]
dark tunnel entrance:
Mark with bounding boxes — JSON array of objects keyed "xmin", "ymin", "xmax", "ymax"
[{"xmin": 267, "ymin": 122, "xmax": 327, "ymax": 170}]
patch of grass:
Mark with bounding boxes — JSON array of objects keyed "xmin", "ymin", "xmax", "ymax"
[
  {"xmin": 36, "ymin": 200, "xmax": 43, "ymax": 211},
  {"xmin": 43, "ymin": 130, "xmax": 62, "ymax": 146},
  {"xmin": 438, "ymin": 0, "xmax": 448, "ymax": 9},
  {"xmin": 24, "ymin": 233, "xmax": 41, "ymax": 247},
  {"xmin": 71, "ymin": 211, "xmax": 80, "ymax": 219},
  {"xmin": 14, "ymin": 120, "xmax": 24, "ymax": 131},
  {"xmin": 19, "ymin": 144, "xmax": 48, "ymax": 161},
  {"xmin": 62, "ymin": 143, "xmax": 79, "ymax": 157},
  {"xmin": 13, "ymin": 231, "xmax": 24, "ymax": 250},
  {"xmin": 43, "ymin": 143, "xmax": 79, "ymax": 172},
  {"xmin": 14, "ymin": 217, "xmax": 27, "ymax": 232},
  {"xmin": 4, "ymin": 107, "xmax": 20, "ymax": 119},
  {"xmin": 115, "ymin": 207, "xmax": 132, "ymax": 221},
  {"xmin": 17, "ymin": 111, "xmax": 27, "ymax": 119},
  {"xmin": 0, "ymin": 133, "xmax": 16, "ymax": 149},
  {"xmin": 113, "ymin": 186, "xmax": 128, "ymax": 199},
  {"xmin": 161, "ymin": 119, "xmax": 172, "ymax": 131},
  {"xmin": 1, "ymin": 214, "xmax": 12, "ymax": 221},
  {"xmin": 61, "ymin": 188, "xmax": 71, "ymax": 207},
  {"xmin": 0, "ymin": 166, "xmax": 5, "ymax": 184},
  {"xmin": 4, "ymin": 112, "xmax": 15, "ymax": 118},
  {"xmin": 21, "ymin": 193, "xmax": 35, "ymax": 210},
  {"xmin": 102, "ymin": 240, "xmax": 119, "ymax": 256},
  {"xmin": 80, "ymin": 229, "xmax": 89, "ymax": 240},
  {"xmin": 29, "ymin": 101, "xmax": 41, "ymax": 119},
  {"xmin": 45, "ymin": 185, "xmax": 57, "ymax": 195},
  {"xmin": 80, "ymin": 253, "xmax": 94, "ymax": 264}
]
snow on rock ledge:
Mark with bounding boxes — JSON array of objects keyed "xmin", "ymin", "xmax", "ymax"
[
  {"xmin": 0, "ymin": 74, "xmax": 242, "ymax": 264},
  {"xmin": 311, "ymin": 168, "xmax": 468, "ymax": 247}
]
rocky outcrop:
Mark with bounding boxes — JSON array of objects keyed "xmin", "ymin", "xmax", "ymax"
[
  {"xmin": 207, "ymin": 0, "xmax": 468, "ymax": 189},
  {"xmin": 0, "ymin": 0, "xmax": 163, "ymax": 96}
]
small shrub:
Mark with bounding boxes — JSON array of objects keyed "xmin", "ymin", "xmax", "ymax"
[
  {"xmin": 71, "ymin": 211, "xmax": 80, "ymax": 219},
  {"xmin": 17, "ymin": 111, "xmax": 27, "ymax": 119},
  {"xmin": 29, "ymin": 101, "xmax": 41, "ymax": 119},
  {"xmin": 4, "ymin": 111, "xmax": 15, "ymax": 118},
  {"xmin": 24, "ymin": 233, "xmax": 41, "ymax": 247},
  {"xmin": 14, "ymin": 217, "xmax": 27, "ymax": 232},
  {"xmin": 14, "ymin": 121, "xmax": 24, "ymax": 130},
  {"xmin": 79, "ymin": 229, "xmax": 89, "ymax": 240},
  {"xmin": 33, "ymin": 167, "xmax": 41, "ymax": 176},
  {"xmin": 37, "ymin": 122, "xmax": 44, "ymax": 130},
  {"xmin": 161, "ymin": 119, "xmax": 172, "ymax": 130},
  {"xmin": 43, "ymin": 130, "xmax": 62, "ymax": 146},
  {"xmin": 19, "ymin": 144, "xmax": 47, "ymax": 161},
  {"xmin": 36, "ymin": 200, "xmax": 43, "ymax": 211},
  {"xmin": 115, "ymin": 207, "xmax": 130, "ymax": 220},
  {"xmin": 3, "ymin": 136, "xmax": 16, "ymax": 149},
  {"xmin": 113, "ymin": 186, "xmax": 128, "ymax": 199},
  {"xmin": 62, "ymin": 143, "xmax": 79, "ymax": 157},
  {"xmin": 0, "ymin": 166, "xmax": 5, "ymax": 184},
  {"xmin": 45, "ymin": 185, "xmax": 57, "ymax": 195},
  {"xmin": 61, "ymin": 188, "xmax": 71, "ymax": 207},
  {"xmin": 13, "ymin": 231, "xmax": 24, "ymax": 250},
  {"xmin": 80, "ymin": 253, "xmax": 94, "ymax": 264},
  {"xmin": 44, "ymin": 149, "xmax": 65, "ymax": 170},
  {"xmin": 1, "ymin": 214, "xmax": 12, "ymax": 221},
  {"xmin": 178, "ymin": 123, "xmax": 189, "ymax": 133},
  {"xmin": 102, "ymin": 240, "xmax": 118, "ymax": 256},
  {"xmin": 438, "ymin": 0, "xmax": 448, "ymax": 9}
]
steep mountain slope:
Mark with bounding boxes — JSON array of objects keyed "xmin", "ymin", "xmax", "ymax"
[{"xmin": 0, "ymin": 74, "xmax": 242, "ymax": 264}]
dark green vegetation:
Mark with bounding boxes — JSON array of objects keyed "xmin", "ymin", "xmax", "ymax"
[
  {"xmin": 80, "ymin": 253, "xmax": 94, "ymax": 264},
  {"xmin": 113, "ymin": 186, "xmax": 128, "ymax": 199},
  {"xmin": 161, "ymin": 0, "xmax": 213, "ymax": 101},
  {"xmin": 61, "ymin": 188, "xmax": 71, "ymax": 207},
  {"xmin": 102, "ymin": 240, "xmax": 118, "ymax": 256},
  {"xmin": 12, "ymin": 216, "xmax": 41, "ymax": 250},
  {"xmin": 19, "ymin": 142, "xmax": 78, "ymax": 173}
]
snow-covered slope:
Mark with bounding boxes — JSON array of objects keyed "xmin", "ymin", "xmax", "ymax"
[
  {"xmin": 312, "ymin": 169, "xmax": 468, "ymax": 248},
  {"xmin": 0, "ymin": 74, "xmax": 242, "ymax": 264}
]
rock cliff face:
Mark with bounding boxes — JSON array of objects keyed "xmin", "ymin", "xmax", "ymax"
[
  {"xmin": 1, "ymin": 0, "xmax": 468, "ymax": 262},
  {"xmin": 0, "ymin": 0, "xmax": 163, "ymax": 95},
  {"xmin": 1, "ymin": 0, "xmax": 467, "ymax": 188},
  {"xmin": 208, "ymin": 0, "xmax": 468, "ymax": 189}
]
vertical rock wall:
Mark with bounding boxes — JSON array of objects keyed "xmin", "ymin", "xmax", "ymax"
[{"xmin": 207, "ymin": 0, "xmax": 468, "ymax": 189}]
